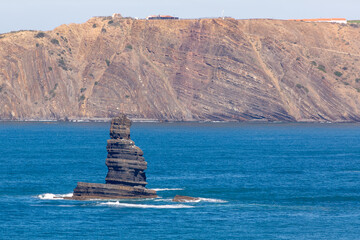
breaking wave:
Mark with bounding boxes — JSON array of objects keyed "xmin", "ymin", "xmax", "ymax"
[
  {"xmin": 37, "ymin": 193, "xmax": 73, "ymax": 200},
  {"xmin": 154, "ymin": 198, "xmax": 172, "ymax": 202},
  {"xmin": 151, "ymin": 188, "xmax": 184, "ymax": 191},
  {"xmin": 99, "ymin": 201, "xmax": 194, "ymax": 209},
  {"xmin": 198, "ymin": 198, "xmax": 228, "ymax": 203},
  {"xmin": 177, "ymin": 198, "xmax": 228, "ymax": 203}
]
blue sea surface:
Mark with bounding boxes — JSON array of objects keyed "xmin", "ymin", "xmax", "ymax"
[{"xmin": 1, "ymin": 122, "xmax": 360, "ymax": 239}]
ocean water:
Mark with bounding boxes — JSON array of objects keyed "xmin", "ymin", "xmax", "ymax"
[{"xmin": 1, "ymin": 122, "xmax": 360, "ymax": 239}]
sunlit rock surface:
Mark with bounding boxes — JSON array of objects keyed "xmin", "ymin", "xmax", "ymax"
[{"xmin": 1, "ymin": 18, "xmax": 360, "ymax": 122}]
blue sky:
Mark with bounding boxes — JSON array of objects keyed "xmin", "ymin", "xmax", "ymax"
[{"xmin": 1, "ymin": 0, "xmax": 359, "ymax": 33}]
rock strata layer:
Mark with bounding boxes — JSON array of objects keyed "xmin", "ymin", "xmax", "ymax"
[{"xmin": 71, "ymin": 114, "xmax": 157, "ymax": 200}]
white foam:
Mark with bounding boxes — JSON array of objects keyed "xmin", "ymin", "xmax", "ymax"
[
  {"xmin": 99, "ymin": 201, "xmax": 194, "ymax": 209},
  {"xmin": 154, "ymin": 197, "xmax": 227, "ymax": 203},
  {"xmin": 198, "ymin": 198, "xmax": 228, "ymax": 203},
  {"xmin": 37, "ymin": 193, "xmax": 73, "ymax": 200},
  {"xmin": 174, "ymin": 198, "xmax": 227, "ymax": 203},
  {"xmin": 151, "ymin": 188, "xmax": 184, "ymax": 191}
]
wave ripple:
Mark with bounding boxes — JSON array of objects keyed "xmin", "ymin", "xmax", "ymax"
[
  {"xmin": 99, "ymin": 201, "xmax": 194, "ymax": 209},
  {"xmin": 151, "ymin": 188, "xmax": 184, "ymax": 191}
]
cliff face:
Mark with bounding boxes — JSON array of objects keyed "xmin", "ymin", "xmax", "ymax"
[{"xmin": 1, "ymin": 17, "xmax": 360, "ymax": 122}]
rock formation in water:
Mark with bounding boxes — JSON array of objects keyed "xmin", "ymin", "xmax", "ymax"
[
  {"xmin": 172, "ymin": 195, "xmax": 200, "ymax": 202},
  {"xmin": 71, "ymin": 114, "xmax": 157, "ymax": 199},
  {"xmin": 2, "ymin": 17, "xmax": 360, "ymax": 122}
]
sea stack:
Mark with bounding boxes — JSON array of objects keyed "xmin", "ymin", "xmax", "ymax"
[{"xmin": 71, "ymin": 114, "xmax": 157, "ymax": 200}]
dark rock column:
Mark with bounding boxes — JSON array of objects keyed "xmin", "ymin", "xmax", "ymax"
[
  {"xmin": 71, "ymin": 114, "xmax": 157, "ymax": 200},
  {"xmin": 105, "ymin": 116, "xmax": 147, "ymax": 187}
]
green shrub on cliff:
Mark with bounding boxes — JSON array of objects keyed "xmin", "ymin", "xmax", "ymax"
[
  {"xmin": 79, "ymin": 94, "xmax": 85, "ymax": 101},
  {"xmin": 51, "ymin": 38, "xmax": 59, "ymax": 45},
  {"xmin": 349, "ymin": 20, "xmax": 360, "ymax": 24},
  {"xmin": 58, "ymin": 59, "xmax": 67, "ymax": 70},
  {"xmin": 49, "ymin": 90, "xmax": 56, "ymax": 98},
  {"xmin": 48, "ymin": 83, "xmax": 58, "ymax": 99},
  {"xmin": 317, "ymin": 65, "xmax": 326, "ymax": 73},
  {"xmin": 35, "ymin": 32, "xmax": 45, "ymax": 38},
  {"xmin": 296, "ymin": 83, "xmax": 309, "ymax": 93},
  {"xmin": 334, "ymin": 71, "xmax": 343, "ymax": 77}
]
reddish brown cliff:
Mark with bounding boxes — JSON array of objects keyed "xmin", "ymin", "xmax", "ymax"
[{"xmin": 1, "ymin": 17, "xmax": 360, "ymax": 122}]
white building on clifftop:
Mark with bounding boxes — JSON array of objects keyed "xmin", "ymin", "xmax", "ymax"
[{"xmin": 112, "ymin": 13, "xmax": 122, "ymax": 19}]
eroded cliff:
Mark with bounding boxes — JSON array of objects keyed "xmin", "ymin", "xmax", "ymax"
[{"xmin": 1, "ymin": 17, "xmax": 360, "ymax": 122}]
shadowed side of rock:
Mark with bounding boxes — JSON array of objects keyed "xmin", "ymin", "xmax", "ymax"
[{"xmin": 71, "ymin": 114, "xmax": 157, "ymax": 200}]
